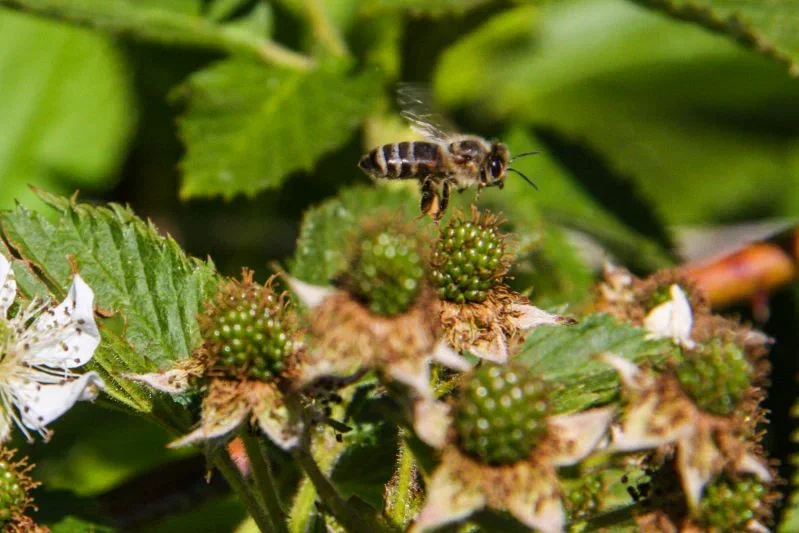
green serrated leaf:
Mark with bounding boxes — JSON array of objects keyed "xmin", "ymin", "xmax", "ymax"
[
  {"xmin": 0, "ymin": 9, "xmax": 135, "ymax": 211},
  {"xmin": 289, "ymin": 184, "xmax": 422, "ymax": 284},
  {"xmin": 634, "ymin": 0, "xmax": 799, "ymax": 76},
  {"xmin": 0, "ymin": 191, "xmax": 219, "ymax": 383},
  {"xmin": 177, "ymin": 61, "xmax": 382, "ymax": 199},
  {"xmin": 435, "ymin": 0, "xmax": 799, "ymax": 224},
  {"xmin": 516, "ymin": 313, "xmax": 671, "ymax": 412}
]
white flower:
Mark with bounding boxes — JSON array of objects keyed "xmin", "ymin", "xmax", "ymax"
[
  {"xmin": 643, "ymin": 284, "xmax": 696, "ymax": 348},
  {"xmin": 0, "ymin": 254, "xmax": 104, "ymax": 442}
]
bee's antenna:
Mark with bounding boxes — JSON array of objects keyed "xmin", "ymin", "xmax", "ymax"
[
  {"xmin": 509, "ymin": 151, "xmax": 539, "ymax": 163},
  {"xmin": 508, "ymin": 168, "xmax": 539, "ymax": 190}
]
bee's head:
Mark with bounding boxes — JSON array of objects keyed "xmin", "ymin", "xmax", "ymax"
[
  {"xmin": 483, "ymin": 143, "xmax": 511, "ymax": 188},
  {"xmin": 488, "ymin": 146, "xmax": 540, "ymax": 191}
]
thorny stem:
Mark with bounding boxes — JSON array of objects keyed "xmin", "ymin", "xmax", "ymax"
[
  {"xmin": 210, "ymin": 447, "xmax": 274, "ymax": 532},
  {"xmin": 387, "ymin": 433, "xmax": 417, "ymax": 528},
  {"xmin": 240, "ymin": 430, "xmax": 290, "ymax": 533},
  {"xmin": 291, "ymin": 443, "xmax": 392, "ymax": 533}
]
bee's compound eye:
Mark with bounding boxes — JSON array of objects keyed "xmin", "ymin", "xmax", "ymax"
[{"xmin": 489, "ymin": 158, "xmax": 503, "ymax": 180}]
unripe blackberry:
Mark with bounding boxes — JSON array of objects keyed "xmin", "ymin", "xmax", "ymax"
[
  {"xmin": 698, "ymin": 475, "xmax": 768, "ymax": 531},
  {"xmin": 675, "ymin": 340, "xmax": 751, "ymax": 416},
  {"xmin": 0, "ymin": 449, "xmax": 35, "ymax": 526},
  {"xmin": 454, "ymin": 363, "xmax": 550, "ymax": 465},
  {"xmin": 204, "ymin": 274, "xmax": 295, "ymax": 381},
  {"xmin": 431, "ymin": 210, "xmax": 509, "ymax": 304},
  {"xmin": 346, "ymin": 230, "xmax": 424, "ymax": 316}
]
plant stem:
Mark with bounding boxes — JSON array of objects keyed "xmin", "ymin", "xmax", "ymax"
[
  {"xmin": 0, "ymin": 0, "xmax": 316, "ymax": 71},
  {"xmin": 302, "ymin": 0, "xmax": 350, "ymax": 59},
  {"xmin": 240, "ymin": 430, "xmax": 290, "ymax": 533},
  {"xmin": 210, "ymin": 447, "xmax": 274, "ymax": 532},
  {"xmin": 292, "ymin": 445, "xmax": 392, "ymax": 533},
  {"xmin": 388, "ymin": 434, "xmax": 417, "ymax": 528}
]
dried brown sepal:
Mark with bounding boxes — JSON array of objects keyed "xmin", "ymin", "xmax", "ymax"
[
  {"xmin": 0, "ymin": 448, "xmax": 45, "ymax": 532},
  {"xmin": 299, "ymin": 285, "xmax": 444, "ymax": 396},
  {"xmin": 596, "ymin": 266, "xmax": 709, "ymax": 328},
  {"xmin": 440, "ymin": 284, "xmax": 575, "ymax": 363}
]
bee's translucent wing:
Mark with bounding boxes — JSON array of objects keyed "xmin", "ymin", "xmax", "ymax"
[{"xmin": 397, "ymin": 83, "xmax": 456, "ymax": 143}]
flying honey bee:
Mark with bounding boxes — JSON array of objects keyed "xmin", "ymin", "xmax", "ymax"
[{"xmin": 358, "ymin": 85, "xmax": 538, "ymax": 220}]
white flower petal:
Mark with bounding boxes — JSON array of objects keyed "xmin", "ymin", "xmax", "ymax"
[
  {"xmin": 747, "ymin": 520, "xmax": 770, "ymax": 533},
  {"xmin": 30, "ymin": 274, "xmax": 100, "ymax": 368},
  {"xmin": 507, "ymin": 469, "xmax": 565, "ymax": 533},
  {"xmin": 0, "ymin": 414, "xmax": 10, "ymax": 443},
  {"xmin": 549, "ymin": 407, "xmax": 614, "ymax": 466},
  {"xmin": 609, "ymin": 394, "xmax": 693, "ymax": 452},
  {"xmin": 643, "ymin": 284, "xmax": 695, "ymax": 348},
  {"xmin": 0, "ymin": 253, "xmax": 17, "ymax": 318},
  {"xmin": 413, "ymin": 398, "xmax": 451, "ymax": 449},
  {"xmin": 285, "ymin": 276, "xmax": 334, "ymax": 309},
  {"xmin": 169, "ymin": 404, "xmax": 248, "ymax": 448},
  {"xmin": 509, "ymin": 303, "xmax": 575, "ymax": 330},
  {"xmin": 253, "ymin": 386, "xmax": 302, "ymax": 451},
  {"xmin": 676, "ymin": 433, "xmax": 723, "ymax": 509},
  {"xmin": 124, "ymin": 369, "xmax": 193, "ymax": 394},
  {"xmin": 410, "ymin": 460, "xmax": 485, "ymax": 532},
  {"xmin": 598, "ymin": 353, "xmax": 645, "ymax": 390},
  {"xmin": 15, "ymin": 371, "xmax": 104, "ymax": 433},
  {"xmin": 387, "ymin": 357, "xmax": 432, "ymax": 399},
  {"xmin": 430, "ymin": 341, "xmax": 471, "ymax": 371},
  {"xmin": 738, "ymin": 452, "xmax": 772, "ymax": 483},
  {"xmin": 469, "ymin": 328, "xmax": 508, "ymax": 363}
]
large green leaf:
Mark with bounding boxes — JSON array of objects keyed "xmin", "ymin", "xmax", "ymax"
[
  {"xmin": 0, "ymin": 0, "xmax": 313, "ymax": 68},
  {"xmin": 634, "ymin": 0, "xmax": 799, "ymax": 76},
  {"xmin": 0, "ymin": 191, "xmax": 219, "ymax": 410},
  {"xmin": 0, "ymin": 9, "xmax": 134, "ymax": 210},
  {"xmin": 435, "ymin": 0, "xmax": 799, "ymax": 224},
  {"xmin": 516, "ymin": 313, "xmax": 671, "ymax": 412},
  {"xmin": 177, "ymin": 60, "xmax": 382, "ymax": 199}
]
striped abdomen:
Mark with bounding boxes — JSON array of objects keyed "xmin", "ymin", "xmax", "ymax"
[{"xmin": 358, "ymin": 141, "xmax": 444, "ymax": 179}]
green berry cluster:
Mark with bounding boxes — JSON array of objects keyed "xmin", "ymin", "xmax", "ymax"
[
  {"xmin": 346, "ymin": 230, "xmax": 424, "ymax": 316},
  {"xmin": 566, "ymin": 470, "xmax": 604, "ymax": 520},
  {"xmin": 698, "ymin": 476, "xmax": 768, "ymax": 531},
  {"xmin": 675, "ymin": 340, "xmax": 751, "ymax": 416},
  {"xmin": 206, "ymin": 280, "xmax": 294, "ymax": 381},
  {"xmin": 0, "ymin": 451, "xmax": 33, "ymax": 526},
  {"xmin": 431, "ymin": 214, "xmax": 507, "ymax": 303},
  {"xmin": 454, "ymin": 364, "xmax": 550, "ymax": 465}
]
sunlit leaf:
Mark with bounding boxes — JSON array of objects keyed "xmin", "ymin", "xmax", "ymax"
[
  {"xmin": 436, "ymin": 0, "xmax": 799, "ymax": 224},
  {"xmin": 0, "ymin": 191, "xmax": 219, "ymax": 410},
  {"xmin": 516, "ymin": 313, "xmax": 671, "ymax": 412},
  {"xmin": 0, "ymin": 9, "xmax": 134, "ymax": 211},
  {"xmin": 634, "ymin": 0, "xmax": 799, "ymax": 76},
  {"xmin": 177, "ymin": 60, "xmax": 382, "ymax": 199}
]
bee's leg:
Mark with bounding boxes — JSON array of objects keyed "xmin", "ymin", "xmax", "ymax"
[
  {"xmin": 474, "ymin": 183, "xmax": 484, "ymax": 202},
  {"xmin": 439, "ymin": 180, "xmax": 452, "ymax": 216},
  {"xmin": 419, "ymin": 179, "xmax": 441, "ymax": 221}
]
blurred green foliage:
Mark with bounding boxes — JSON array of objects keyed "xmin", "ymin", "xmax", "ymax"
[{"xmin": 1, "ymin": 0, "xmax": 798, "ymax": 530}]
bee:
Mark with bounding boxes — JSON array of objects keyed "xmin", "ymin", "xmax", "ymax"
[{"xmin": 358, "ymin": 85, "xmax": 538, "ymax": 220}]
